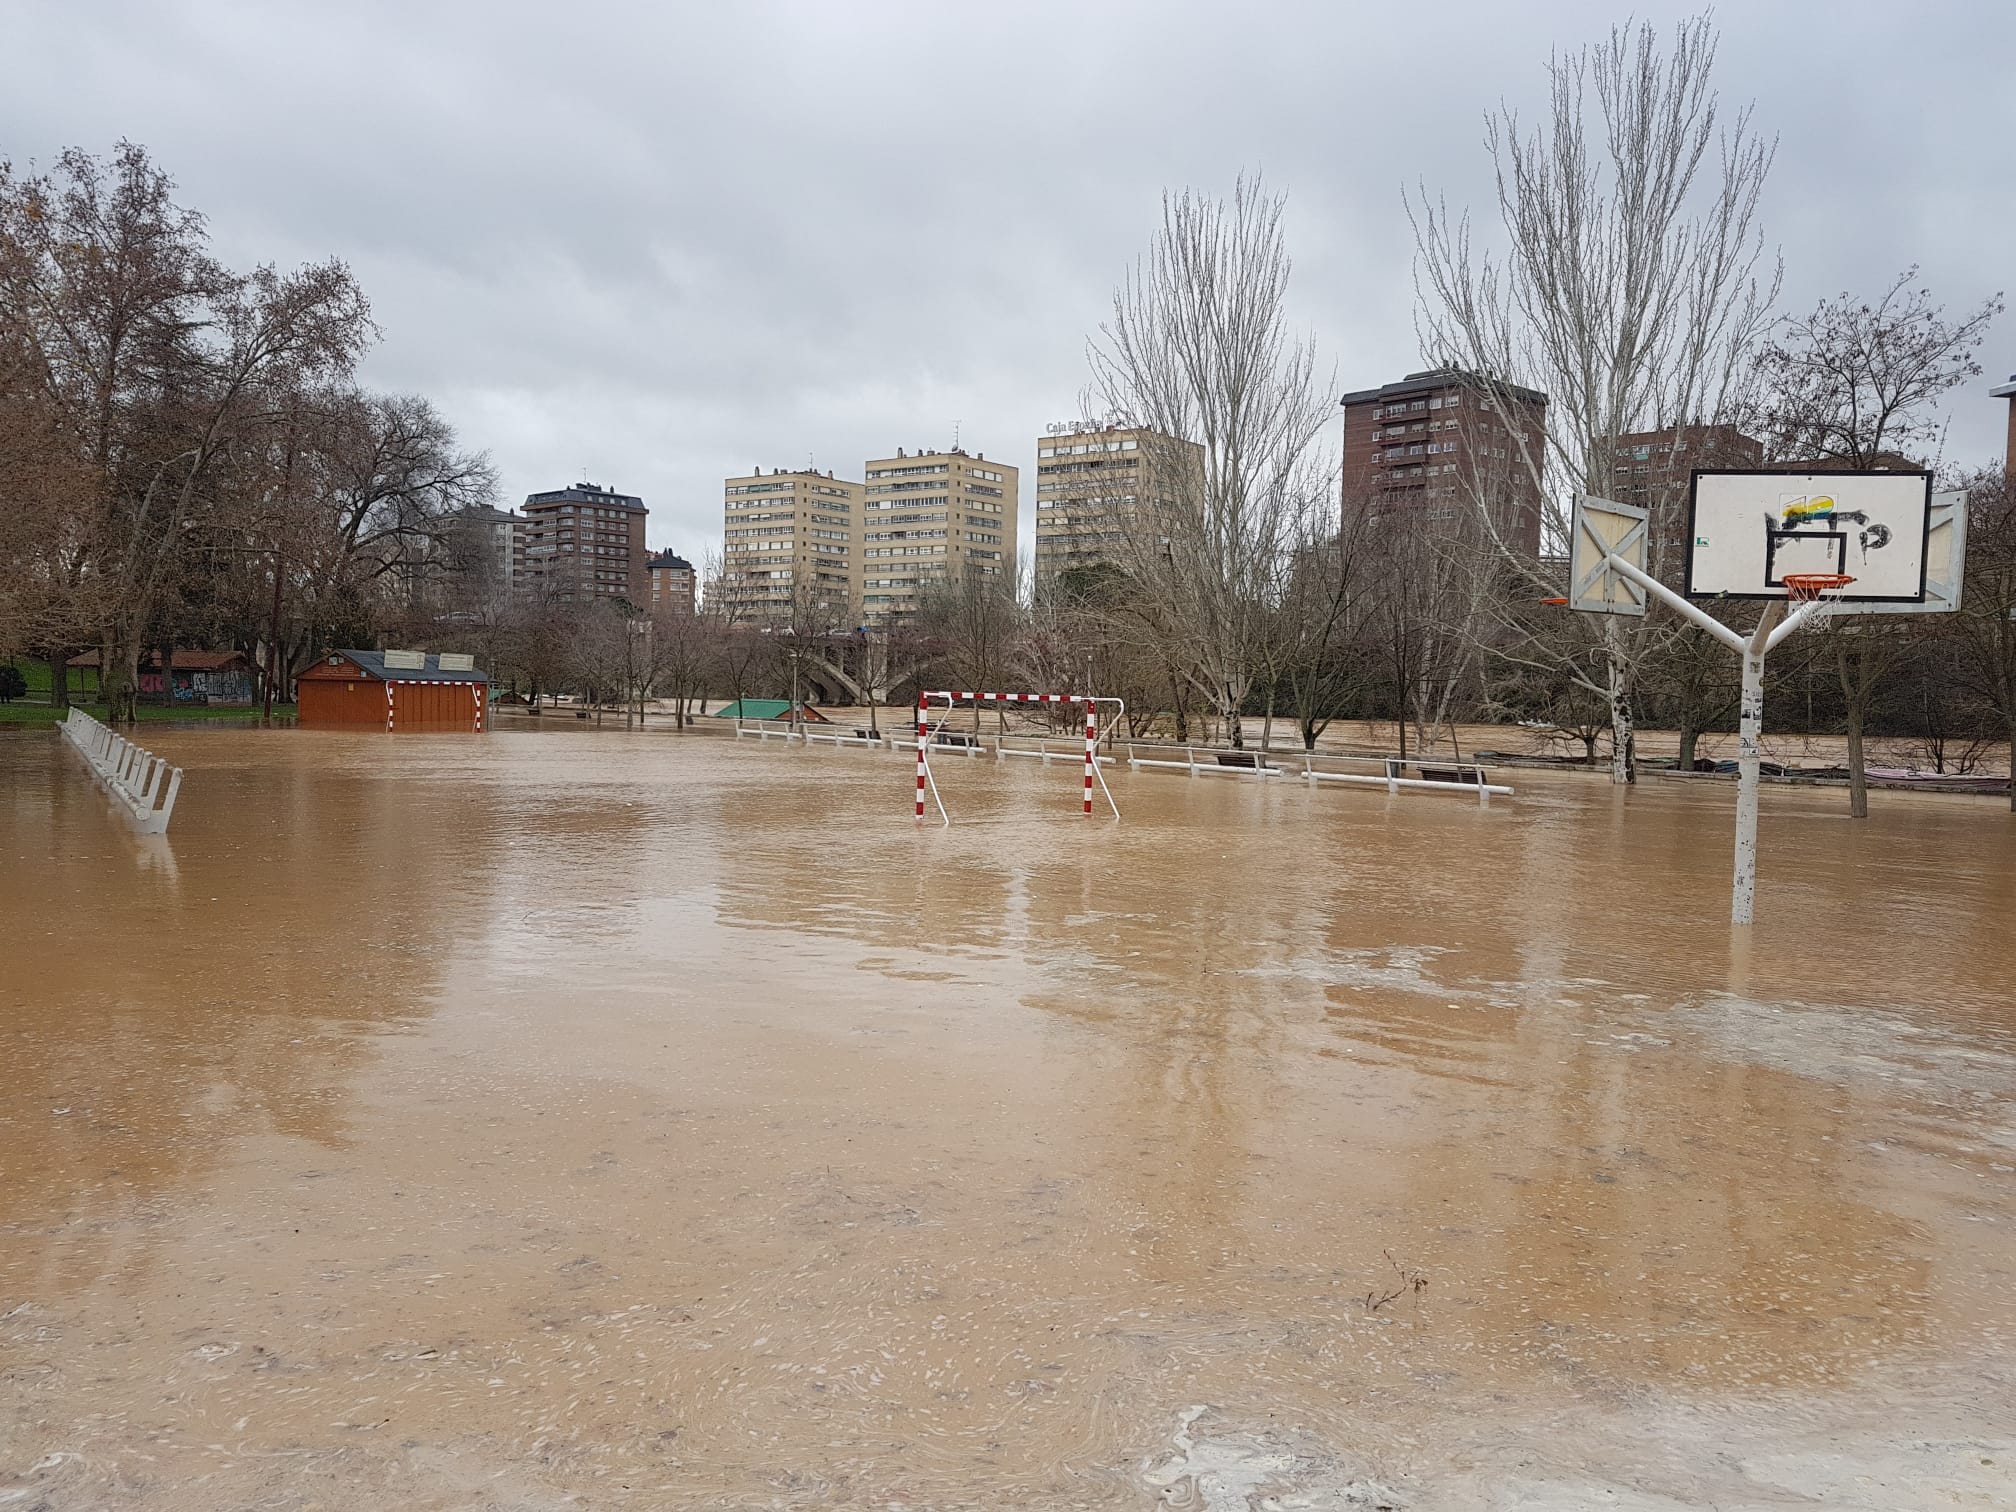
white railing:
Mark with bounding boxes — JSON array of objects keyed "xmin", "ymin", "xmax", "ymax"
[
  {"xmin": 58, "ymin": 708, "xmax": 183, "ymax": 834},
  {"xmin": 1124, "ymin": 742, "xmax": 1513, "ymax": 806},
  {"xmin": 731, "ymin": 719, "xmax": 883, "ymax": 748},
  {"xmin": 725, "ymin": 721, "xmax": 1513, "ymax": 806}
]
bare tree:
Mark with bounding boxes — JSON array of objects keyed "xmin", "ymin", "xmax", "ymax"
[
  {"xmin": 1274, "ymin": 502, "xmax": 1379, "ymax": 751},
  {"xmin": 1948, "ymin": 465, "xmax": 2016, "ymax": 811},
  {"xmin": 1749, "ymin": 272, "xmax": 2001, "ymax": 815},
  {"xmin": 914, "ymin": 575, "xmax": 1020, "ymax": 732},
  {"xmin": 1412, "ymin": 15, "xmax": 1780, "ymax": 781},
  {"xmin": 0, "ymin": 142, "xmax": 374, "ymax": 722},
  {"xmin": 1749, "ymin": 271, "xmax": 2003, "ymax": 468},
  {"xmin": 1087, "ymin": 175, "xmax": 1333, "ymax": 748}
]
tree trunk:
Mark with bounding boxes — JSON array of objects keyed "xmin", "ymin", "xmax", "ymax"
[
  {"xmin": 1845, "ymin": 701, "xmax": 1868, "ymax": 818},
  {"xmin": 1837, "ymin": 638, "xmax": 1870, "ymax": 819},
  {"xmin": 1676, "ymin": 723, "xmax": 1699, "ymax": 772},
  {"xmin": 1260, "ymin": 686, "xmax": 1274, "ymax": 753},
  {"xmin": 103, "ymin": 629, "xmax": 142, "ymax": 726},
  {"xmin": 1226, "ymin": 683, "xmax": 1243, "ymax": 749},
  {"xmin": 50, "ymin": 653, "xmax": 72, "ymax": 711},
  {"xmin": 2009, "ymin": 714, "xmax": 2016, "ymax": 813}
]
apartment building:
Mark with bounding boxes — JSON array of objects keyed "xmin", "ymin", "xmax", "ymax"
[
  {"xmin": 1338, "ymin": 368, "xmax": 1549, "ymax": 555},
  {"xmin": 859, "ymin": 446, "xmax": 1017, "ymax": 621},
  {"xmin": 1608, "ymin": 425, "xmax": 1765, "ymax": 576},
  {"xmin": 445, "ymin": 504, "xmax": 529, "ymax": 593},
  {"xmin": 1032, "ymin": 422, "xmax": 1204, "ymax": 579},
  {"xmin": 519, "ymin": 482, "xmax": 649, "ymax": 605},
  {"xmin": 717, "ymin": 468, "xmax": 859, "ymax": 619},
  {"xmin": 646, "ymin": 549, "xmax": 697, "ymax": 615}
]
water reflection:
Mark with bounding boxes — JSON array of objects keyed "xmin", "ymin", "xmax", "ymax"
[{"xmin": 0, "ymin": 731, "xmax": 505, "ymax": 1283}]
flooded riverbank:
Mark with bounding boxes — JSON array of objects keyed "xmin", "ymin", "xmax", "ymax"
[{"xmin": 3, "ymin": 727, "xmax": 2013, "ymax": 1508}]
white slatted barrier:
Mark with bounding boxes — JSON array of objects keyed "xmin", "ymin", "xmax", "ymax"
[{"xmin": 58, "ymin": 708, "xmax": 184, "ymax": 834}]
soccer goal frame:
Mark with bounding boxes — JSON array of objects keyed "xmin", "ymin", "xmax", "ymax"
[{"xmin": 913, "ymin": 692, "xmax": 1124, "ymax": 825}]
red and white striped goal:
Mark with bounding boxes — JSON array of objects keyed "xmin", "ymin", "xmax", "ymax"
[{"xmin": 913, "ymin": 692, "xmax": 1122, "ymax": 824}]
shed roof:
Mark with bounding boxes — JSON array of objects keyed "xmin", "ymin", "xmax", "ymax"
[
  {"xmin": 711, "ymin": 698, "xmax": 829, "ymax": 722},
  {"xmin": 67, "ymin": 648, "xmax": 254, "ymax": 671},
  {"xmin": 325, "ymin": 649, "xmax": 490, "ymax": 684}
]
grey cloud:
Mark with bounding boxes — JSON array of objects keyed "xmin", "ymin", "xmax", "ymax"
[{"xmin": 6, "ymin": 0, "xmax": 2010, "ymax": 565}]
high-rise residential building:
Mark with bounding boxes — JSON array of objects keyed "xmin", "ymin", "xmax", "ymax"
[
  {"xmin": 858, "ymin": 446, "xmax": 1017, "ymax": 621},
  {"xmin": 647, "ymin": 549, "xmax": 697, "ymax": 615},
  {"xmin": 1033, "ymin": 422, "xmax": 1204, "ymax": 579},
  {"xmin": 1338, "ymin": 368, "xmax": 1549, "ymax": 555},
  {"xmin": 443, "ymin": 504, "xmax": 529, "ymax": 594},
  {"xmin": 519, "ymin": 482, "xmax": 649, "ymax": 605},
  {"xmin": 717, "ymin": 468, "xmax": 859, "ymax": 620},
  {"xmin": 1611, "ymin": 424, "xmax": 1765, "ymax": 575}
]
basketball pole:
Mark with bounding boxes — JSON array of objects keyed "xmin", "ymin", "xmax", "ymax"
[
  {"xmin": 1730, "ymin": 603, "xmax": 1783, "ymax": 926},
  {"xmin": 1597, "ymin": 554, "xmax": 1826, "ymax": 925}
]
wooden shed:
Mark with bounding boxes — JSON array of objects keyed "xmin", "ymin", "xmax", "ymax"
[{"xmin": 296, "ymin": 650, "xmax": 489, "ymax": 732}]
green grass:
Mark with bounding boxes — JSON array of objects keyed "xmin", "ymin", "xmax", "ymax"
[
  {"xmin": 1, "ymin": 656, "xmax": 286, "ymax": 726},
  {"xmin": 14, "ymin": 657, "xmax": 100, "ymax": 698}
]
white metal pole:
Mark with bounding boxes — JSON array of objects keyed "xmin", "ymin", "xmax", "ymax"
[{"xmin": 1731, "ymin": 602, "xmax": 1783, "ymax": 926}]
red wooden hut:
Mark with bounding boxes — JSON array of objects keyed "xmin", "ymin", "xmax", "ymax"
[{"xmin": 295, "ymin": 650, "xmax": 489, "ymax": 732}]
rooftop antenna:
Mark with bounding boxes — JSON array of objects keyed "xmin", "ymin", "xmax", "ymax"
[{"xmin": 953, "ymin": 419, "xmax": 961, "ymax": 451}]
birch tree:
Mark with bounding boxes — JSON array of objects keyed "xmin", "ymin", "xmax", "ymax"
[
  {"xmin": 1412, "ymin": 14, "xmax": 1779, "ymax": 781},
  {"xmin": 1087, "ymin": 175, "xmax": 1333, "ymax": 748}
]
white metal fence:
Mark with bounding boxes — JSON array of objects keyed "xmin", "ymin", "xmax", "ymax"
[{"xmin": 58, "ymin": 708, "xmax": 184, "ymax": 834}]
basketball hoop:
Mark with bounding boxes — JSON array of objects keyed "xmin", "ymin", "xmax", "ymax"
[
  {"xmin": 1781, "ymin": 573, "xmax": 1855, "ymax": 602},
  {"xmin": 1540, "ymin": 597, "xmax": 1570, "ymax": 606},
  {"xmin": 1782, "ymin": 572, "xmax": 1854, "ymax": 616}
]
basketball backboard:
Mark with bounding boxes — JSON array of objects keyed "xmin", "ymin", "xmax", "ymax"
[
  {"xmin": 1686, "ymin": 470, "xmax": 1933, "ymax": 602},
  {"xmin": 1567, "ymin": 495, "xmax": 1648, "ymax": 615},
  {"xmin": 1852, "ymin": 490, "xmax": 1966, "ymax": 615}
]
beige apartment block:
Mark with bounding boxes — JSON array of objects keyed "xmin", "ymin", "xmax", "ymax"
[
  {"xmin": 859, "ymin": 446, "xmax": 1016, "ymax": 621},
  {"xmin": 1032, "ymin": 423, "xmax": 1203, "ymax": 579},
  {"xmin": 717, "ymin": 468, "xmax": 859, "ymax": 621}
]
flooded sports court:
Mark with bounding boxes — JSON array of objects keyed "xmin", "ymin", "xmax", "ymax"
[{"xmin": 3, "ymin": 725, "xmax": 2014, "ymax": 1509}]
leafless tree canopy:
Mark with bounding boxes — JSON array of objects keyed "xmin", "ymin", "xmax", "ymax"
[
  {"xmin": 1087, "ymin": 175, "xmax": 1334, "ymax": 746},
  {"xmin": 0, "ymin": 141, "xmax": 497, "ymax": 718},
  {"xmin": 1411, "ymin": 14, "xmax": 1780, "ymax": 781},
  {"xmin": 1749, "ymin": 269, "xmax": 2004, "ymax": 468}
]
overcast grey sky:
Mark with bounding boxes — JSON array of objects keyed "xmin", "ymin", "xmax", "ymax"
[{"xmin": 5, "ymin": 1, "xmax": 2012, "ymax": 563}]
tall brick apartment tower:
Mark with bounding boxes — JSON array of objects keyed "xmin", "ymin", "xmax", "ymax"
[
  {"xmin": 1994, "ymin": 371, "xmax": 2016, "ymax": 469},
  {"xmin": 1338, "ymin": 368, "xmax": 1549, "ymax": 554},
  {"xmin": 520, "ymin": 483, "xmax": 649, "ymax": 606}
]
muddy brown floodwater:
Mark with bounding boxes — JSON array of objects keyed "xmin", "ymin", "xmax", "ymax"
[{"xmin": 3, "ymin": 726, "xmax": 2015, "ymax": 1510}]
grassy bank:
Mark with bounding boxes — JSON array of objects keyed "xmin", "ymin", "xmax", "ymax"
[{"xmin": 1, "ymin": 656, "xmax": 287, "ymax": 727}]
